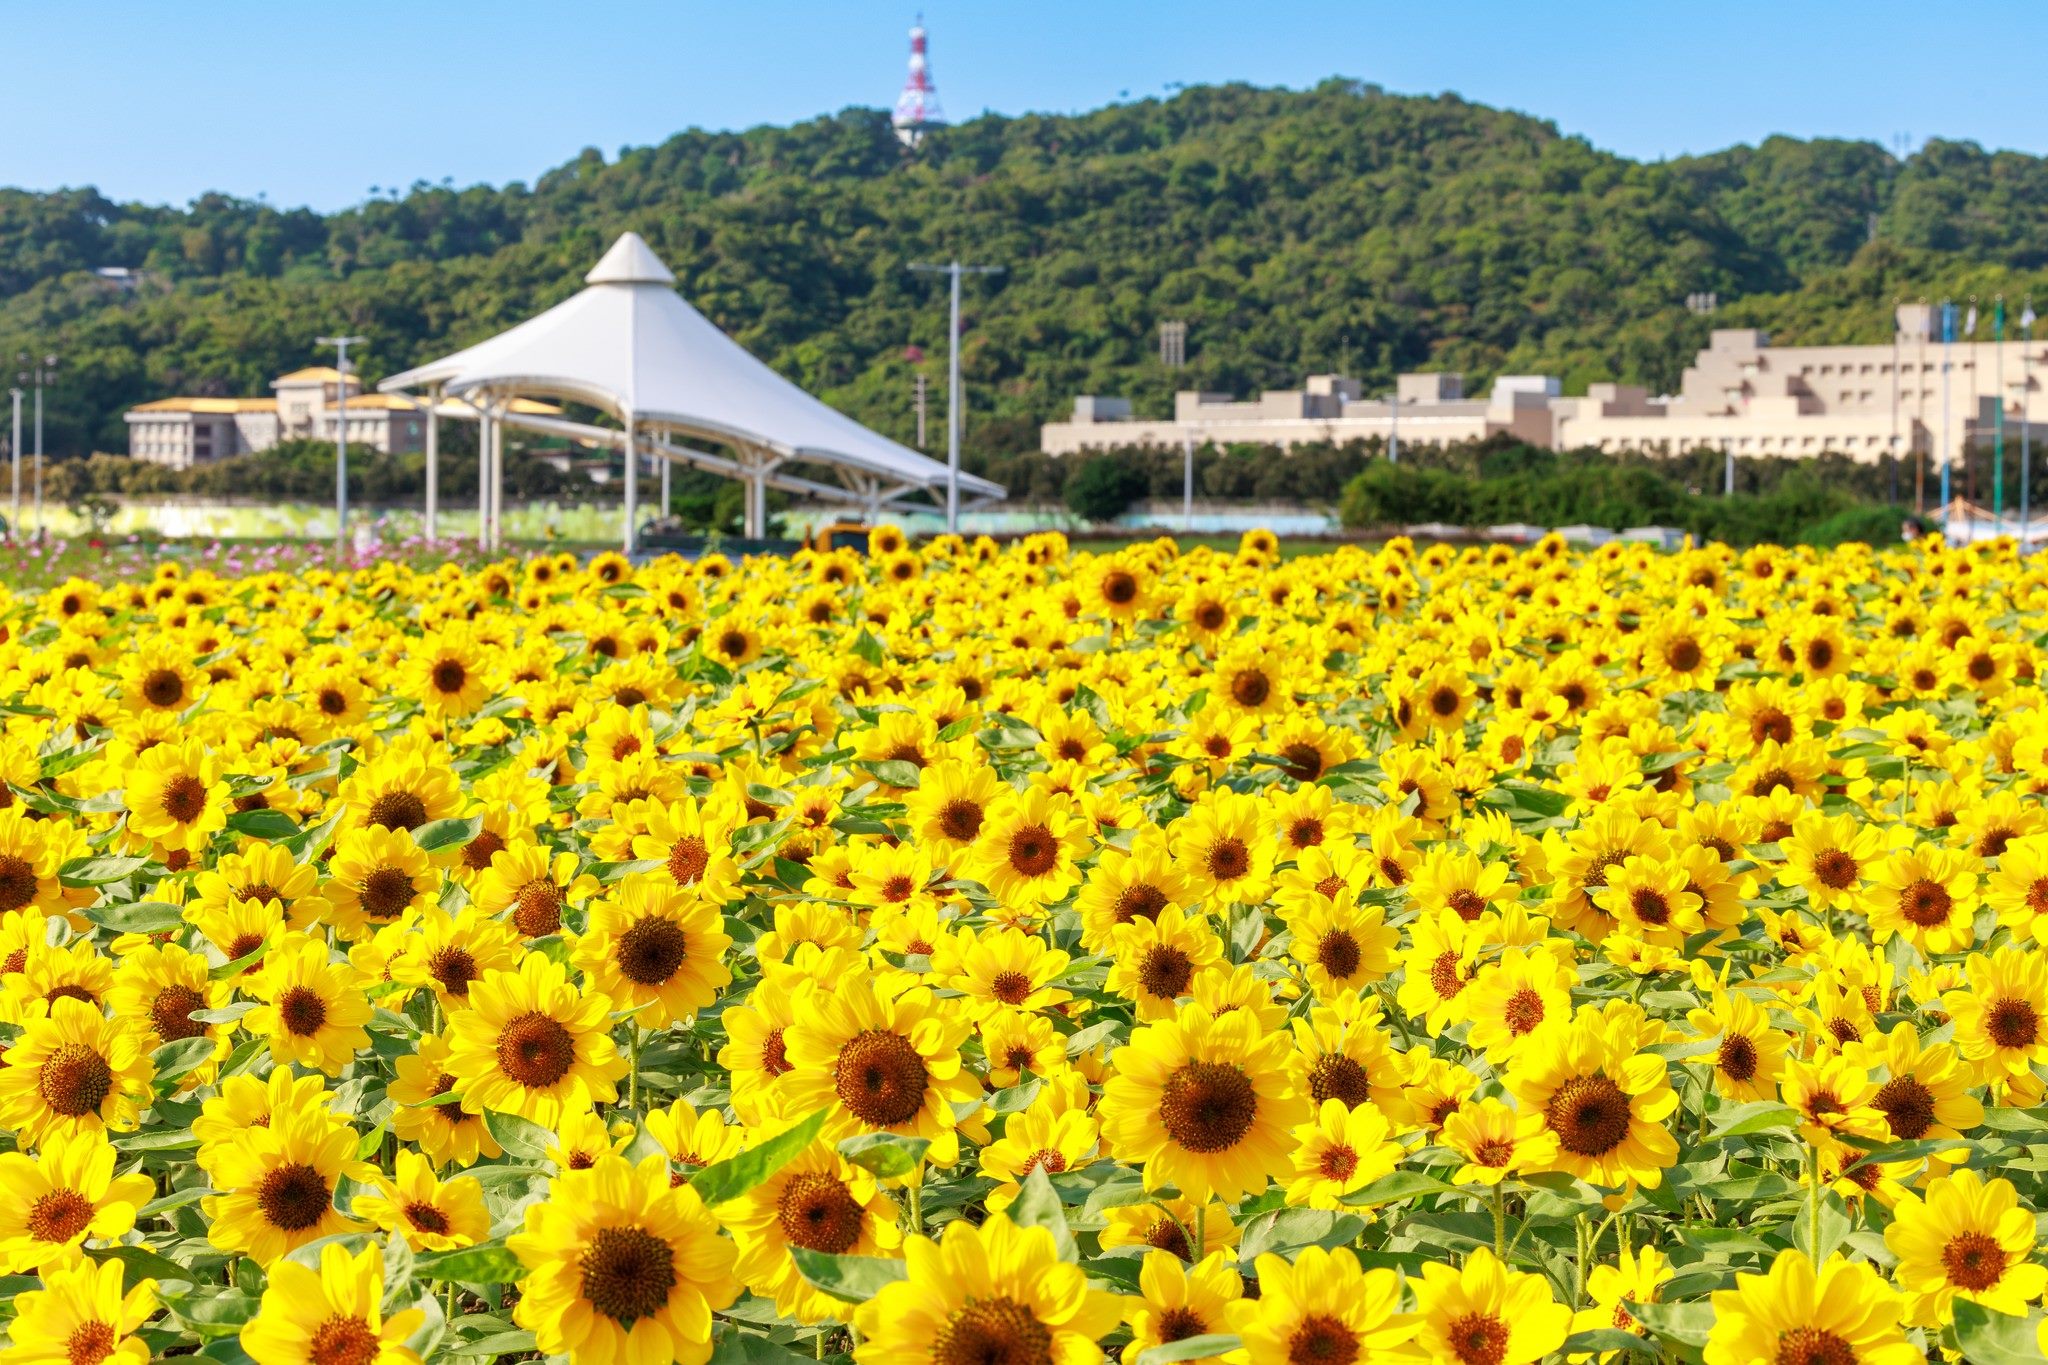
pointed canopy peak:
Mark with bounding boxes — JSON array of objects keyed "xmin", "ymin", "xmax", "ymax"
[{"xmin": 585, "ymin": 232, "xmax": 676, "ymax": 286}]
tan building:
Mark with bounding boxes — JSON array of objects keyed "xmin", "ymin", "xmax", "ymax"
[
  {"xmin": 126, "ymin": 366, "xmax": 434, "ymax": 469},
  {"xmin": 1045, "ymin": 305, "xmax": 2048, "ymax": 466},
  {"xmin": 1042, "ymin": 371, "xmax": 1560, "ymax": 454}
]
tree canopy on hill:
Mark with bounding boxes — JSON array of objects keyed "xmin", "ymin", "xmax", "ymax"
[{"xmin": 5, "ymin": 79, "xmax": 2048, "ymax": 458}]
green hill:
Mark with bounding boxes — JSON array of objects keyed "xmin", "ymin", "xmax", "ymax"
[{"xmin": 5, "ymin": 79, "xmax": 2048, "ymax": 461}]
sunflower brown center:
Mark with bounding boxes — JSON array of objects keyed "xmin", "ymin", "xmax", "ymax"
[
  {"xmin": 1629, "ymin": 887, "xmax": 1671, "ymax": 927},
  {"xmin": 0, "ymin": 856, "xmax": 38, "ymax": 913},
  {"xmin": 495, "ymin": 1012, "xmax": 576, "ymax": 1087},
  {"xmin": 776, "ymin": 1171, "xmax": 865, "ymax": 1254},
  {"xmin": 365, "ymin": 790, "xmax": 429, "ymax": 832},
  {"xmin": 150, "ymin": 984, "xmax": 208, "ymax": 1042},
  {"xmin": 1471, "ymin": 1137, "xmax": 1516, "ymax": 1167},
  {"xmin": 1206, "ymin": 838, "xmax": 1249, "ymax": 882},
  {"xmin": 358, "ymin": 867, "xmax": 415, "ymax": 920},
  {"xmin": 1872, "ymin": 1076, "xmax": 1935, "ymax": 1139},
  {"xmin": 1666, "ymin": 639, "xmax": 1703, "ymax": 672},
  {"xmin": 1158, "ymin": 1061, "xmax": 1258, "ymax": 1154},
  {"xmin": 428, "ymin": 946, "xmax": 479, "ymax": 997},
  {"xmin": 1771, "ymin": 1327, "xmax": 1857, "ymax": 1365},
  {"xmin": 38, "ymin": 1043, "xmax": 113, "ymax": 1117},
  {"xmin": 892, "ymin": 784, "xmax": 963, "ymax": 840},
  {"xmin": 1144, "ymin": 1218, "xmax": 1192, "ymax": 1260},
  {"xmin": 141, "ymin": 668, "xmax": 186, "ymax": 708},
  {"xmin": 665, "ymin": 835, "xmax": 709, "ymax": 887},
  {"xmin": 833, "ymin": 1029, "xmax": 929, "ymax": 1127},
  {"xmin": 1307, "ymin": 1054, "xmax": 1372, "ymax": 1108},
  {"xmin": 25, "ymin": 1189, "xmax": 94, "ymax": 1244},
  {"xmin": 1502, "ymin": 987, "xmax": 1546, "ymax": 1035},
  {"xmin": 1317, "ymin": 1144, "xmax": 1358, "ymax": 1181},
  {"xmin": 1230, "ymin": 670, "xmax": 1272, "ymax": 708},
  {"xmin": 1545, "ymin": 1074, "xmax": 1631, "ymax": 1157},
  {"xmin": 460, "ymin": 828, "xmax": 508, "ymax": 873},
  {"xmin": 1112, "ymin": 883, "xmax": 1168, "ymax": 925},
  {"xmin": 1940, "ymin": 1231, "xmax": 2008, "ymax": 1291},
  {"xmin": 578, "ymin": 1224, "xmax": 677, "ymax": 1324},
  {"xmin": 989, "ymin": 971, "xmax": 1034, "ymax": 1006},
  {"xmin": 1288, "ymin": 1313, "xmax": 1361, "ymax": 1365},
  {"xmin": 1750, "ymin": 708, "xmax": 1793, "ymax": 745},
  {"xmin": 1429, "ymin": 949, "xmax": 1465, "ymax": 1002},
  {"xmin": 512, "ymin": 879, "xmax": 563, "ymax": 937},
  {"xmin": 1316, "ymin": 931, "xmax": 1361, "ymax": 980},
  {"xmin": 278, "ymin": 985, "xmax": 328, "ymax": 1037},
  {"xmin": 161, "ymin": 775, "xmax": 208, "ymax": 824},
  {"xmin": 1006, "ymin": 826, "xmax": 1059, "ymax": 877},
  {"xmin": 1157, "ymin": 1306, "xmax": 1207, "ymax": 1343},
  {"xmin": 1445, "ymin": 1312, "xmax": 1509, "ymax": 1365},
  {"xmin": 1447, "ymin": 889, "xmax": 1487, "ymax": 921},
  {"xmin": 932, "ymin": 1295, "xmax": 1053, "ymax": 1365},
  {"xmin": 404, "ymin": 1201, "xmax": 451, "ymax": 1235},
  {"xmin": 257, "ymin": 1162, "xmax": 332, "ymax": 1231},
  {"xmin": 1900, "ymin": 879, "xmax": 1953, "ymax": 927},
  {"xmin": 63, "ymin": 1319, "xmax": 119, "ymax": 1365},
  {"xmin": 615, "ymin": 917, "xmax": 690, "ymax": 985},
  {"xmin": 1812, "ymin": 850, "xmax": 1859, "ymax": 889},
  {"xmin": 1987, "ymin": 998, "xmax": 2040, "ymax": 1050},
  {"xmin": 1718, "ymin": 1034, "xmax": 1760, "ymax": 1083}
]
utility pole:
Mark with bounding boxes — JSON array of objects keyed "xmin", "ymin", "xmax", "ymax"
[
  {"xmin": 1889, "ymin": 303, "xmax": 1901, "ymax": 506},
  {"xmin": 913, "ymin": 372, "xmax": 928, "ymax": 450},
  {"xmin": 27, "ymin": 354, "xmax": 54, "ymax": 543},
  {"xmin": 1182, "ymin": 433, "xmax": 1195, "ymax": 533},
  {"xmin": 317, "ymin": 335, "xmax": 366, "ymax": 557},
  {"xmin": 910, "ymin": 260, "xmax": 1003, "ymax": 534},
  {"xmin": 2024, "ymin": 299, "xmax": 2037, "ymax": 546},
  {"xmin": 7, "ymin": 382, "xmax": 19, "ymax": 543},
  {"xmin": 1996, "ymin": 296, "xmax": 2007, "ymax": 529},
  {"xmin": 1388, "ymin": 384, "xmax": 1400, "ymax": 465}
]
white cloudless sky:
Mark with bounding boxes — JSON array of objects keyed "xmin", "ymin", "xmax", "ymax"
[{"xmin": 5, "ymin": 0, "xmax": 2045, "ymax": 210}]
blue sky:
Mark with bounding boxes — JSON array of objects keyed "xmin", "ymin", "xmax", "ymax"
[{"xmin": 8, "ymin": 0, "xmax": 2046, "ymax": 211}]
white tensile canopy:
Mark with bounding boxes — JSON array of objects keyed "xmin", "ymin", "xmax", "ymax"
[{"xmin": 379, "ymin": 232, "xmax": 1003, "ymax": 551}]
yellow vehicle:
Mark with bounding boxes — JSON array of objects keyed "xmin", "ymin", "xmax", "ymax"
[{"xmin": 807, "ymin": 522, "xmax": 873, "ymax": 553}]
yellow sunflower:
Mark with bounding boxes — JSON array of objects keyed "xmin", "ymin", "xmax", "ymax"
[
  {"xmin": 1704, "ymin": 1252, "xmax": 1918, "ymax": 1365},
  {"xmin": 0, "ymin": 1130, "xmax": 155, "ymax": 1272},
  {"xmin": 2, "ymin": 1255, "xmax": 156, "ymax": 1365},
  {"xmin": 0, "ymin": 997, "xmax": 153, "ymax": 1147},
  {"xmin": 243, "ymin": 934, "xmax": 374, "ymax": 1075},
  {"xmin": 724, "ymin": 1137, "xmax": 903, "ymax": 1323},
  {"xmin": 508, "ymin": 1152, "xmax": 740, "ymax": 1365},
  {"xmin": 1227, "ymin": 1245, "xmax": 1414, "ymax": 1363},
  {"xmin": 1505, "ymin": 1013, "xmax": 1679, "ymax": 1189},
  {"xmin": 353, "ymin": 1149, "xmax": 490, "ymax": 1252},
  {"xmin": 851, "ymin": 1214, "xmax": 1121, "ymax": 1365},
  {"xmin": 201, "ymin": 1106, "xmax": 371, "ymax": 1265},
  {"xmin": 122, "ymin": 739, "xmax": 229, "ymax": 854},
  {"xmin": 1099, "ymin": 1006, "xmax": 1307, "ymax": 1203},
  {"xmin": 781, "ymin": 976, "xmax": 978, "ymax": 1167},
  {"xmin": 240, "ymin": 1240, "xmax": 423, "ymax": 1365},
  {"xmin": 572, "ymin": 876, "xmax": 734, "ymax": 1028},
  {"xmin": 444, "ymin": 953, "xmax": 625, "ymax": 1125}
]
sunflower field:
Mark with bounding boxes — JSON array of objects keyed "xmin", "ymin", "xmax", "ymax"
[{"xmin": 2, "ymin": 527, "xmax": 2048, "ymax": 1365}]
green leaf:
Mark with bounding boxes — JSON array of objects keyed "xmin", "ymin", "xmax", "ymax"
[
  {"xmin": 850, "ymin": 630, "xmax": 886, "ymax": 667},
  {"xmin": 859, "ymin": 759, "xmax": 923, "ymax": 789},
  {"xmin": 1558, "ymin": 1329, "xmax": 1658, "ymax": 1358},
  {"xmin": 1949, "ymin": 1301, "xmax": 2047, "ymax": 1365},
  {"xmin": 412, "ymin": 816, "xmax": 483, "ymax": 852},
  {"xmin": 59, "ymin": 855, "xmax": 151, "ymax": 888},
  {"xmin": 709, "ymin": 1328, "xmax": 815, "ymax": 1364},
  {"xmin": 225, "ymin": 808, "xmax": 301, "ymax": 840},
  {"xmin": 1237, "ymin": 1207, "xmax": 1366, "ymax": 1263},
  {"xmin": 788, "ymin": 1247, "xmax": 907, "ymax": 1304},
  {"xmin": 1006, "ymin": 1169, "xmax": 1077, "ymax": 1262},
  {"xmin": 82, "ymin": 900, "xmax": 186, "ymax": 935},
  {"xmin": 151, "ymin": 1036, "xmax": 220, "ymax": 1087},
  {"xmin": 1709, "ymin": 1101, "xmax": 1798, "ymax": 1137},
  {"xmin": 689, "ymin": 1108, "xmax": 829, "ymax": 1206},
  {"xmin": 1626, "ymin": 1300, "xmax": 1716, "ymax": 1348},
  {"xmin": 1339, "ymin": 1170, "xmax": 1459, "ymax": 1207},
  {"xmin": 1133, "ymin": 1336, "xmax": 1243, "ymax": 1365},
  {"xmin": 483, "ymin": 1109, "xmax": 553, "ymax": 1161},
  {"xmin": 209, "ymin": 941, "xmax": 270, "ymax": 981},
  {"xmin": 415, "ymin": 1242, "xmax": 524, "ymax": 1284},
  {"xmin": 836, "ymin": 1131, "xmax": 930, "ymax": 1179},
  {"xmin": 85, "ymin": 1243, "xmax": 196, "ymax": 1286}
]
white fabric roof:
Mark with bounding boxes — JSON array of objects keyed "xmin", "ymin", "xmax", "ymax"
[{"xmin": 379, "ymin": 232, "xmax": 1002, "ymax": 503}]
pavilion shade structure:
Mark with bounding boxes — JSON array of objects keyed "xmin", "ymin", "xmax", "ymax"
[{"xmin": 380, "ymin": 232, "xmax": 1002, "ymax": 551}]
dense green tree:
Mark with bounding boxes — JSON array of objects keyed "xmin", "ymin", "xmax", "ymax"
[{"xmin": 6, "ymin": 81, "xmax": 2048, "ymax": 465}]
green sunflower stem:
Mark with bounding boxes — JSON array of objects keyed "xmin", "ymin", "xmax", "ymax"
[
  {"xmin": 628, "ymin": 1024, "xmax": 642, "ymax": 1119},
  {"xmin": 1491, "ymin": 1183, "xmax": 1507, "ymax": 1257},
  {"xmin": 1806, "ymin": 1138, "xmax": 1823, "ymax": 1254}
]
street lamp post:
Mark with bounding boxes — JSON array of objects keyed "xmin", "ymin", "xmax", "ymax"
[
  {"xmin": 27, "ymin": 354, "xmax": 54, "ymax": 544},
  {"xmin": 317, "ymin": 335, "xmax": 366, "ymax": 556},
  {"xmin": 7, "ymin": 383, "xmax": 20, "ymax": 543},
  {"xmin": 909, "ymin": 260, "xmax": 1003, "ymax": 535}
]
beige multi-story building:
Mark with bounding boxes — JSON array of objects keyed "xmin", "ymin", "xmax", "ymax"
[
  {"xmin": 1043, "ymin": 371, "xmax": 1560, "ymax": 455},
  {"xmin": 1044, "ymin": 305, "xmax": 2048, "ymax": 467},
  {"xmin": 126, "ymin": 366, "xmax": 435, "ymax": 469}
]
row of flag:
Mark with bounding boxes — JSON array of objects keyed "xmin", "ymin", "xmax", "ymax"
[{"xmin": 1940, "ymin": 298, "xmax": 2038, "ymax": 341}]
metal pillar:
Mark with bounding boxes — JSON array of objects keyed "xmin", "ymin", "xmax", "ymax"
[
  {"xmin": 423, "ymin": 387, "xmax": 439, "ymax": 543},
  {"xmin": 477, "ymin": 404, "xmax": 493, "ymax": 550},
  {"xmin": 622, "ymin": 412, "xmax": 637, "ymax": 555},
  {"xmin": 7, "ymin": 388, "xmax": 18, "ymax": 543},
  {"xmin": 1183, "ymin": 434, "xmax": 1194, "ymax": 532}
]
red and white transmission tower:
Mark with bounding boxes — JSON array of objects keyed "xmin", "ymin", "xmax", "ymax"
[{"xmin": 891, "ymin": 16, "xmax": 947, "ymax": 149}]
